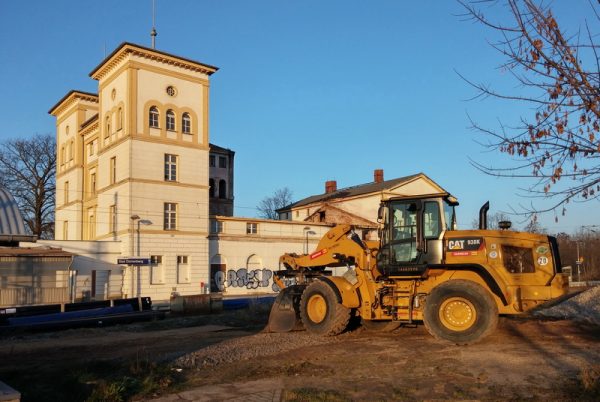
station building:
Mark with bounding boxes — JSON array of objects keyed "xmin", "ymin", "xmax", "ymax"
[{"xmin": 11, "ymin": 43, "xmax": 446, "ymax": 306}]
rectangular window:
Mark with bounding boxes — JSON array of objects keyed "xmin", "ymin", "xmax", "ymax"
[
  {"xmin": 110, "ymin": 157, "xmax": 116, "ymax": 184},
  {"xmin": 164, "ymin": 203, "xmax": 177, "ymax": 230},
  {"xmin": 64, "ymin": 181, "xmax": 69, "ymax": 204},
  {"xmin": 246, "ymin": 222, "xmax": 258, "ymax": 235},
  {"xmin": 210, "ymin": 220, "xmax": 223, "ymax": 233},
  {"xmin": 90, "ymin": 172, "xmax": 96, "ymax": 195},
  {"xmin": 63, "ymin": 221, "xmax": 68, "ymax": 240},
  {"xmin": 219, "ymin": 156, "xmax": 227, "ymax": 168},
  {"xmin": 164, "ymin": 154, "xmax": 177, "ymax": 181},
  {"xmin": 209, "ymin": 155, "xmax": 215, "ymax": 167},
  {"xmin": 177, "ymin": 255, "xmax": 191, "ymax": 284},
  {"xmin": 150, "ymin": 255, "xmax": 165, "ymax": 284},
  {"xmin": 109, "ymin": 205, "xmax": 116, "ymax": 232},
  {"xmin": 88, "ymin": 210, "xmax": 96, "ymax": 240}
]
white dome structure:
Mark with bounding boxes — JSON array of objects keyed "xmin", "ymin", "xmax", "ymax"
[{"xmin": 0, "ymin": 186, "xmax": 35, "ymax": 244}]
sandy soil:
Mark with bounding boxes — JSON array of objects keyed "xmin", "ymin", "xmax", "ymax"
[{"xmin": 1, "ymin": 310, "xmax": 598, "ymax": 401}]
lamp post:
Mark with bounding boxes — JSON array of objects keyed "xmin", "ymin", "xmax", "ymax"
[
  {"xmin": 136, "ymin": 219, "xmax": 153, "ymax": 256},
  {"xmin": 130, "ymin": 215, "xmax": 152, "ymax": 298},
  {"xmin": 130, "ymin": 215, "xmax": 140, "ymax": 257},
  {"xmin": 305, "ymin": 229, "xmax": 316, "ymax": 254}
]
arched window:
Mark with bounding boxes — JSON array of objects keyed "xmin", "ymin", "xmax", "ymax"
[
  {"xmin": 209, "ymin": 178, "xmax": 215, "ymax": 198},
  {"xmin": 105, "ymin": 115, "xmax": 111, "ymax": 138},
  {"xmin": 182, "ymin": 113, "xmax": 191, "ymax": 134},
  {"xmin": 247, "ymin": 254, "xmax": 262, "ymax": 270},
  {"xmin": 149, "ymin": 106, "xmax": 159, "ymax": 128},
  {"xmin": 166, "ymin": 109, "xmax": 175, "ymax": 131},
  {"xmin": 117, "ymin": 107, "xmax": 123, "ymax": 130},
  {"xmin": 218, "ymin": 179, "xmax": 227, "ymax": 199}
]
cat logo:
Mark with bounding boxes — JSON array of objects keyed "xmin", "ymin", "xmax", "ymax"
[
  {"xmin": 448, "ymin": 240, "xmax": 465, "ymax": 250},
  {"xmin": 446, "ymin": 237, "xmax": 484, "ymax": 252}
]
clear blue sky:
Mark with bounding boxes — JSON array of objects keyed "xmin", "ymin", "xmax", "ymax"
[{"xmin": 0, "ymin": 0, "xmax": 597, "ymax": 233}]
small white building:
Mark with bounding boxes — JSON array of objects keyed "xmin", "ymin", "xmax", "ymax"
[{"xmin": 208, "ymin": 217, "xmax": 331, "ymax": 296}]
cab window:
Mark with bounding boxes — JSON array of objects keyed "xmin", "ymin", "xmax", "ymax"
[
  {"xmin": 391, "ymin": 202, "xmax": 418, "ymax": 263},
  {"xmin": 424, "ymin": 201, "xmax": 442, "ymax": 239},
  {"xmin": 443, "ymin": 201, "xmax": 455, "ymax": 231}
]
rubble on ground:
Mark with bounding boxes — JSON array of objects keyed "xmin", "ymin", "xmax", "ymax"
[
  {"xmin": 175, "ymin": 332, "xmax": 342, "ymax": 369},
  {"xmin": 534, "ymin": 286, "xmax": 600, "ymax": 326}
]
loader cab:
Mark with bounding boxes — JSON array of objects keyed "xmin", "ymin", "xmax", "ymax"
[{"xmin": 377, "ymin": 195, "xmax": 457, "ymax": 276}]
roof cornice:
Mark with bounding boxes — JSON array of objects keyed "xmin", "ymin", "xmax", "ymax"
[
  {"xmin": 80, "ymin": 118, "xmax": 99, "ymax": 137},
  {"xmin": 48, "ymin": 90, "xmax": 99, "ymax": 116},
  {"xmin": 89, "ymin": 42, "xmax": 219, "ymax": 81}
]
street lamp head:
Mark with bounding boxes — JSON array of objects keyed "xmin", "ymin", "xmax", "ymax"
[
  {"xmin": 139, "ymin": 220, "xmax": 153, "ymax": 226},
  {"xmin": 307, "ymin": 230, "xmax": 316, "ymax": 235},
  {"xmin": 130, "ymin": 214, "xmax": 140, "ymax": 220}
]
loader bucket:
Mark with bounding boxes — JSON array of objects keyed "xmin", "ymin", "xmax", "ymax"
[{"xmin": 265, "ymin": 285, "xmax": 305, "ymax": 333}]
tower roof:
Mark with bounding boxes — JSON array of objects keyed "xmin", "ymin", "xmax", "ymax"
[{"xmin": 89, "ymin": 42, "xmax": 219, "ymax": 81}]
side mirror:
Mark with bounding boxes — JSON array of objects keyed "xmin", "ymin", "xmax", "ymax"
[{"xmin": 377, "ymin": 204, "xmax": 388, "ymax": 223}]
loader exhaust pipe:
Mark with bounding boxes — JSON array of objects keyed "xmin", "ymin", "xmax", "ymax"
[{"xmin": 479, "ymin": 201, "xmax": 490, "ymax": 230}]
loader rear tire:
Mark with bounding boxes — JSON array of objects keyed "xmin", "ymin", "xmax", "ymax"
[
  {"xmin": 300, "ymin": 281, "xmax": 350, "ymax": 336},
  {"xmin": 423, "ymin": 280, "xmax": 498, "ymax": 345}
]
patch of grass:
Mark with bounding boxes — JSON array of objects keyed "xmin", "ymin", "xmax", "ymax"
[
  {"xmin": 84, "ymin": 352, "xmax": 183, "ymax": 401},
  {"xmin": 1, "ymin": 351, "xmax": 183, "ymax": 402},
  {"xmin": 554, "ymin": 365, "xmax": 600, "ymax": 402},
  {"xmin": 577, "ymin": 364, "xmax": 600, "ymax": 400},
  {"xmin": 282, "ymin": 387, "xmax": 351, "ymax": 402}
]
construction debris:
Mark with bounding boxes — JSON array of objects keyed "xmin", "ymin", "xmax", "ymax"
[{"xmin": 534, "ymin": 286, "xmax": 600, "ymax": 326}]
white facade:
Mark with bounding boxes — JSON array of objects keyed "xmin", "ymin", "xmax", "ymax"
[{"xmin": 209, "ymin": 217, "xmax": 331, "ymax": 296}]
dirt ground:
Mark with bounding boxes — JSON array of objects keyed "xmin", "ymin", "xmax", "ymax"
[{"xmin": 1, "ymin": 308, "xmax": 599, "ymax": 401}]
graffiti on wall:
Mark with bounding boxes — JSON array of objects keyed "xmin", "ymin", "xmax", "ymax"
[{"xmin": 214, "ymin": 268, "xmax": 280, "ymax": 292}]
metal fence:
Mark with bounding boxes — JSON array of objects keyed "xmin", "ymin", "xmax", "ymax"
[{"xmin": 0, "ymin": 287, "xmax": 69, "ymax": 307}]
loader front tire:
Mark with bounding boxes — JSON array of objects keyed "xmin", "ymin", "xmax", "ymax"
[
  {"xmin": 423, "ymin": 280, "xmax": 498, "ymax": 345},
  {"xmin": 300, "ymin": 281, "xmax": 350, "ymax": 336}
]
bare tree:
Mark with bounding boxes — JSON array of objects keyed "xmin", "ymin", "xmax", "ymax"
[
  {"xmin": 459, "ymin": 0, "xmax": 600, "ymax": 220},
  {"xmin": 522, "ymin": 218, "xmax": 546, "ymax": 234},
  {"xmin": 470, "ymin": 211, "xmax": 513, "ymax": 229},
  {"xmin": 0, "ymin": 134, "xmax": 56, "ymax": 239},
  {"xmin": 556, "ymin": 228, "xmax": 600, "ymax": 280},
  {"xmin": 257, "ymin": 187, "xmax": 294, "ymax": 220}
]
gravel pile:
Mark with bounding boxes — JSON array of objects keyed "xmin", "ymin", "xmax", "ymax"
[
  {"xmin": 534, "ymin": 285, "xmax": 600, "ymax": 325},
  {"xmin": 175, "ymin": 331, "xmax": 342, "ymax": 369}
]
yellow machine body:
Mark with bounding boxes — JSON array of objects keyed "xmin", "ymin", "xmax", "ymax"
[{"xmin": 268, "ymin": 195, "xmax": 569, "ymax": 343}]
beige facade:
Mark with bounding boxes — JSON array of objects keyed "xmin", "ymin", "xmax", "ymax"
[
  {"xmin": 50, "ymin": 43, "xmax": 218, "ymax": 302},
  {"xmin": 209, "ymin": 217, "xmax": 331, "ymax": 296},
  {"xmin": 279, "ymin": 171, "xmax": 448, "ymax": 231}
]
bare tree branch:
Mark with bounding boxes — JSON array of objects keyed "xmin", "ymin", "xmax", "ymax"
[
  {"xmin": 460, "ymin": 0, "xmax": 600, "ymax": 219},
  {"xmin": 257, "ymin": 187, "xmax": 294, "ymax": 220},
  {"xmin": 0, "ymin": 134, "xmax": 56, "ymax": 238}
]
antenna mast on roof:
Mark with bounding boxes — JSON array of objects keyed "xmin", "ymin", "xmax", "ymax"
[{"xmin": 151, "ymin": 0, "xmax": 157, "ymax": 49}]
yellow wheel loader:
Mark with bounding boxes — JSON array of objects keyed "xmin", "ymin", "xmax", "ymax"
[{"xmin": 267, "ymin": 193, "xmax": 569, "ymax": 344}]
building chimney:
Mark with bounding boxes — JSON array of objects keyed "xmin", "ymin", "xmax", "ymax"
[
  {"xmin": 325, "ymin": 180, "xmax": 337, "ymax": 194},
  {"xmin": 374, "ymin": 169, "xmax": 384, "ymax": 183}
]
